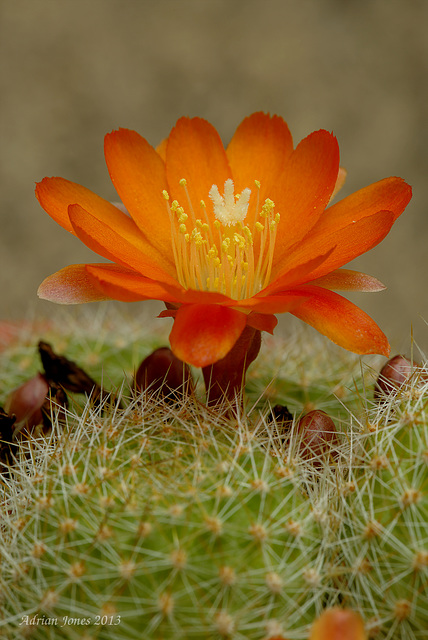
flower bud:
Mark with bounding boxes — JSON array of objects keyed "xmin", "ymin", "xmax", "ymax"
[
  {"xmin": 5, "ymin": 373, "xmax": 49, "ymax": 435},
  {"xmin": 297, "ymin": 410, "xmax": 339, "ymax": 465},
  {"xmin": 374, "ymin": 354, "xmax": 418, "ymax": 399},
  {"xmin": 134, "ymin": 347, "xmax": 193, "ymax": 402},
  {"xmin": 310, "ymin": 607, "xmax": 367, "ymax": 640}
]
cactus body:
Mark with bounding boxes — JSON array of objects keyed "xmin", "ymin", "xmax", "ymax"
[{"xmin": 0, "ymin": 309, "xmax": 427, "ymax": 639}]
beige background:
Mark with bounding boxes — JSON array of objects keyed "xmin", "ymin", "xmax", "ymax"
[{"xmin": 1, "ymin": 0, "xmax": 427, "ymax": 353}]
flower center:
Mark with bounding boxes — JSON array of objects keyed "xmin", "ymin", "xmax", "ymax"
[
  {"xmin": 163, "ymin": 179, "xmax": 280, "ymax": 300},
  {"xmin": 209, "ymin": 178, "xmax": 251, "ymax": 226}
]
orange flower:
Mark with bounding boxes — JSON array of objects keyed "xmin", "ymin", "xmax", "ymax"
[{"xmin": 36, "ymin": 113, "xmax": 412, "ymax": 368}]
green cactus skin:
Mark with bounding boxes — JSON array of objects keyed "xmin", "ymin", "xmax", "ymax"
[
  {"xmin": 1, "ymin": 395, "xmax": 331, "ymax": 639},
  {"xmin": 331, "ymin": 377, "xmax": 428, "ymax": 638},
  {"xmin": 0, "ymin": 308, "xmax": 427, "ymax": 639}
]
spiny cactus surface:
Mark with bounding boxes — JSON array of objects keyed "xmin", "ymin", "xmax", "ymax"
[{"xmin": 0, "ymin": 307, "xmax": 427, "ymax": 639}]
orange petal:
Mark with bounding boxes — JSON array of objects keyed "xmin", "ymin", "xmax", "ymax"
[
  {"xmin": 289, "ymin": 285, "xmax": 390, "ymax": 355},
  {"xmin": 162, "ymin": 286, "xmax": 235, "ymax": 306},
  {"xmin": 85, "ymin": 264, "xmax": 183, "ymax": 304},
  {"xmin": 226, "ymin": 112, "xmax": 293, "ymax": 225},
  {"xmin": 234, "ymin": 291, "xmax": 310, "ymax": 314},
  {"xmin": 309, "ymin": 269, "xmax": 386, "ymax": 291},
  {"xmin": 246, "ymin": 312, "xmax": 278, "ymax": 334},
  {"xmin": 158, "ymin": 309, "xmax": 177, "ymax": 319},
  {"xmin": 156, "ymin": 137, "xmax": 168, "ymax": 161},
  {"xmin": 38, "ymin": 264, "xmax": 112, "ymax": 304},
  {"xmin": 272, "ymin": 210, "xmax": 395, "ymax": 285},
  {"xmin": 264, "ymin": 249, "xmax": 335, "ymax": 294},
  {"xmin": 165, "ymin": 117, "xmax": 232, "ymax": 225},
  {"xmin": 104, "ymin": 128, "xmax": 172, "ymax": 257},
  {"xmin": 35, "ymin": 177, "xmax": 137, "ymax": 236},
  {"xmin": 68, "ymin": 204, "xmax": 176, "ymax": 283},
  {"xmin": 169, "ymin": 304, "xmax": 247, "ymax": 367},
  {"xmin": 329, "ymin": 166, "xmax": 347, "ymax": 202},
  {"xmin": 310, "ymin": 608, "xmax": 367, "ymax": 640},
  {"xmin": 319, "ymin": 176, "xmax": 412, "ymax": 228},
  {"xmin": 273, "ymin": 129, "xmax": 340, "ymax": 257}
]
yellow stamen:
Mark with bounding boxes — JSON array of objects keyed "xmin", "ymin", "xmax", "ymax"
[
  {"xmin": 163, "ymin": 178, "xmax": 280, "ymax": 301},
  {"xmin": 179, "ymin": 177, "xmax": 196, "ymax": 224}
]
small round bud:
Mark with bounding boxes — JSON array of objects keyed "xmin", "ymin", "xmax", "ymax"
[
  {"xmin": 5, "ymin": 373, "xmax": 49, "ymax": 435},
  {"xmin": 134, "ymin": 347, "xmax": 193, "ymax": 402},
  {"xmin": 297, "ymin": 410, "xmax": 339, "ymax": 465},
  {"xmin": 374, "ymin": 355, "xmax": 416, "ymax": 399}
]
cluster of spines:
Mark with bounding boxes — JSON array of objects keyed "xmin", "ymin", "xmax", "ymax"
[
  {"xmin": 1, "ymin": 394, "xmax": 331, "ymax": 639},
  {"xmin": 1, "ymin": 311, "xmax": 427, "ymax": 639},
  {"xmin": 330, "ymin": 367, "xmax": 428, "ymax": 636}
]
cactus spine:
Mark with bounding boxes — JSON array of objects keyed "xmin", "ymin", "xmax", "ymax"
[{"xmin": 0, "ymin": 309, "xmax": 426, "ymax": 639}]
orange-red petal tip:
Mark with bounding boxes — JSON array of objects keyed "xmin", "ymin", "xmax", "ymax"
[
  {"xmin": 37, "ymin": 264, "xmax": 110, "ymax": 304},
  {"xmin": 169, "ymin": 304, "xmax": 247, "ymax": 368},
  {"xmin": 247, "ymin": 312, "xmax": 278, "ymax": 334}
]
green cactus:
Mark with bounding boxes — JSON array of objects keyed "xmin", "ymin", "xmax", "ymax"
[
  {"xmin": 331, "ymin": 374, "xmax": 428, "ymax": 637},
  {"xmin": 0, "ymin": 308, "xmax": 426, "ymax": 639}
]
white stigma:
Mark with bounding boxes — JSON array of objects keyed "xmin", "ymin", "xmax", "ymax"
[{"xmin": 209, "ymin": 179, "xmax": 251, "ymax": 226}]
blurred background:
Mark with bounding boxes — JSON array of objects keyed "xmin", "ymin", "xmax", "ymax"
[{"xmin": 1, "ymin": 0, "xmax": 427, "ymax": 354}]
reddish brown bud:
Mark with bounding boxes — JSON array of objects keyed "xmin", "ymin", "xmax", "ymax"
[
  {"xmin": 374, "ymin": 354, "xmax": 420, "ymax": 399},
  {"xmin": 5, "ymin": 373, "xmax": 49, "ymax": 435},
  {"xmin": 297, "ymin": 410, "xmax": 339, "ymax": 464},
  {"xmin": 310, "ymin": 607, "xmax": 367, "ymax": 640},
  {"xmin": 134, "ymin": 347, "xmax": 193, "ymax": 402}
]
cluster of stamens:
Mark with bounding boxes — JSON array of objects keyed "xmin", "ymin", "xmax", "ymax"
[{"xmin": 163, "ymin": 178, "xmax": 280, "ymax": 300}]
